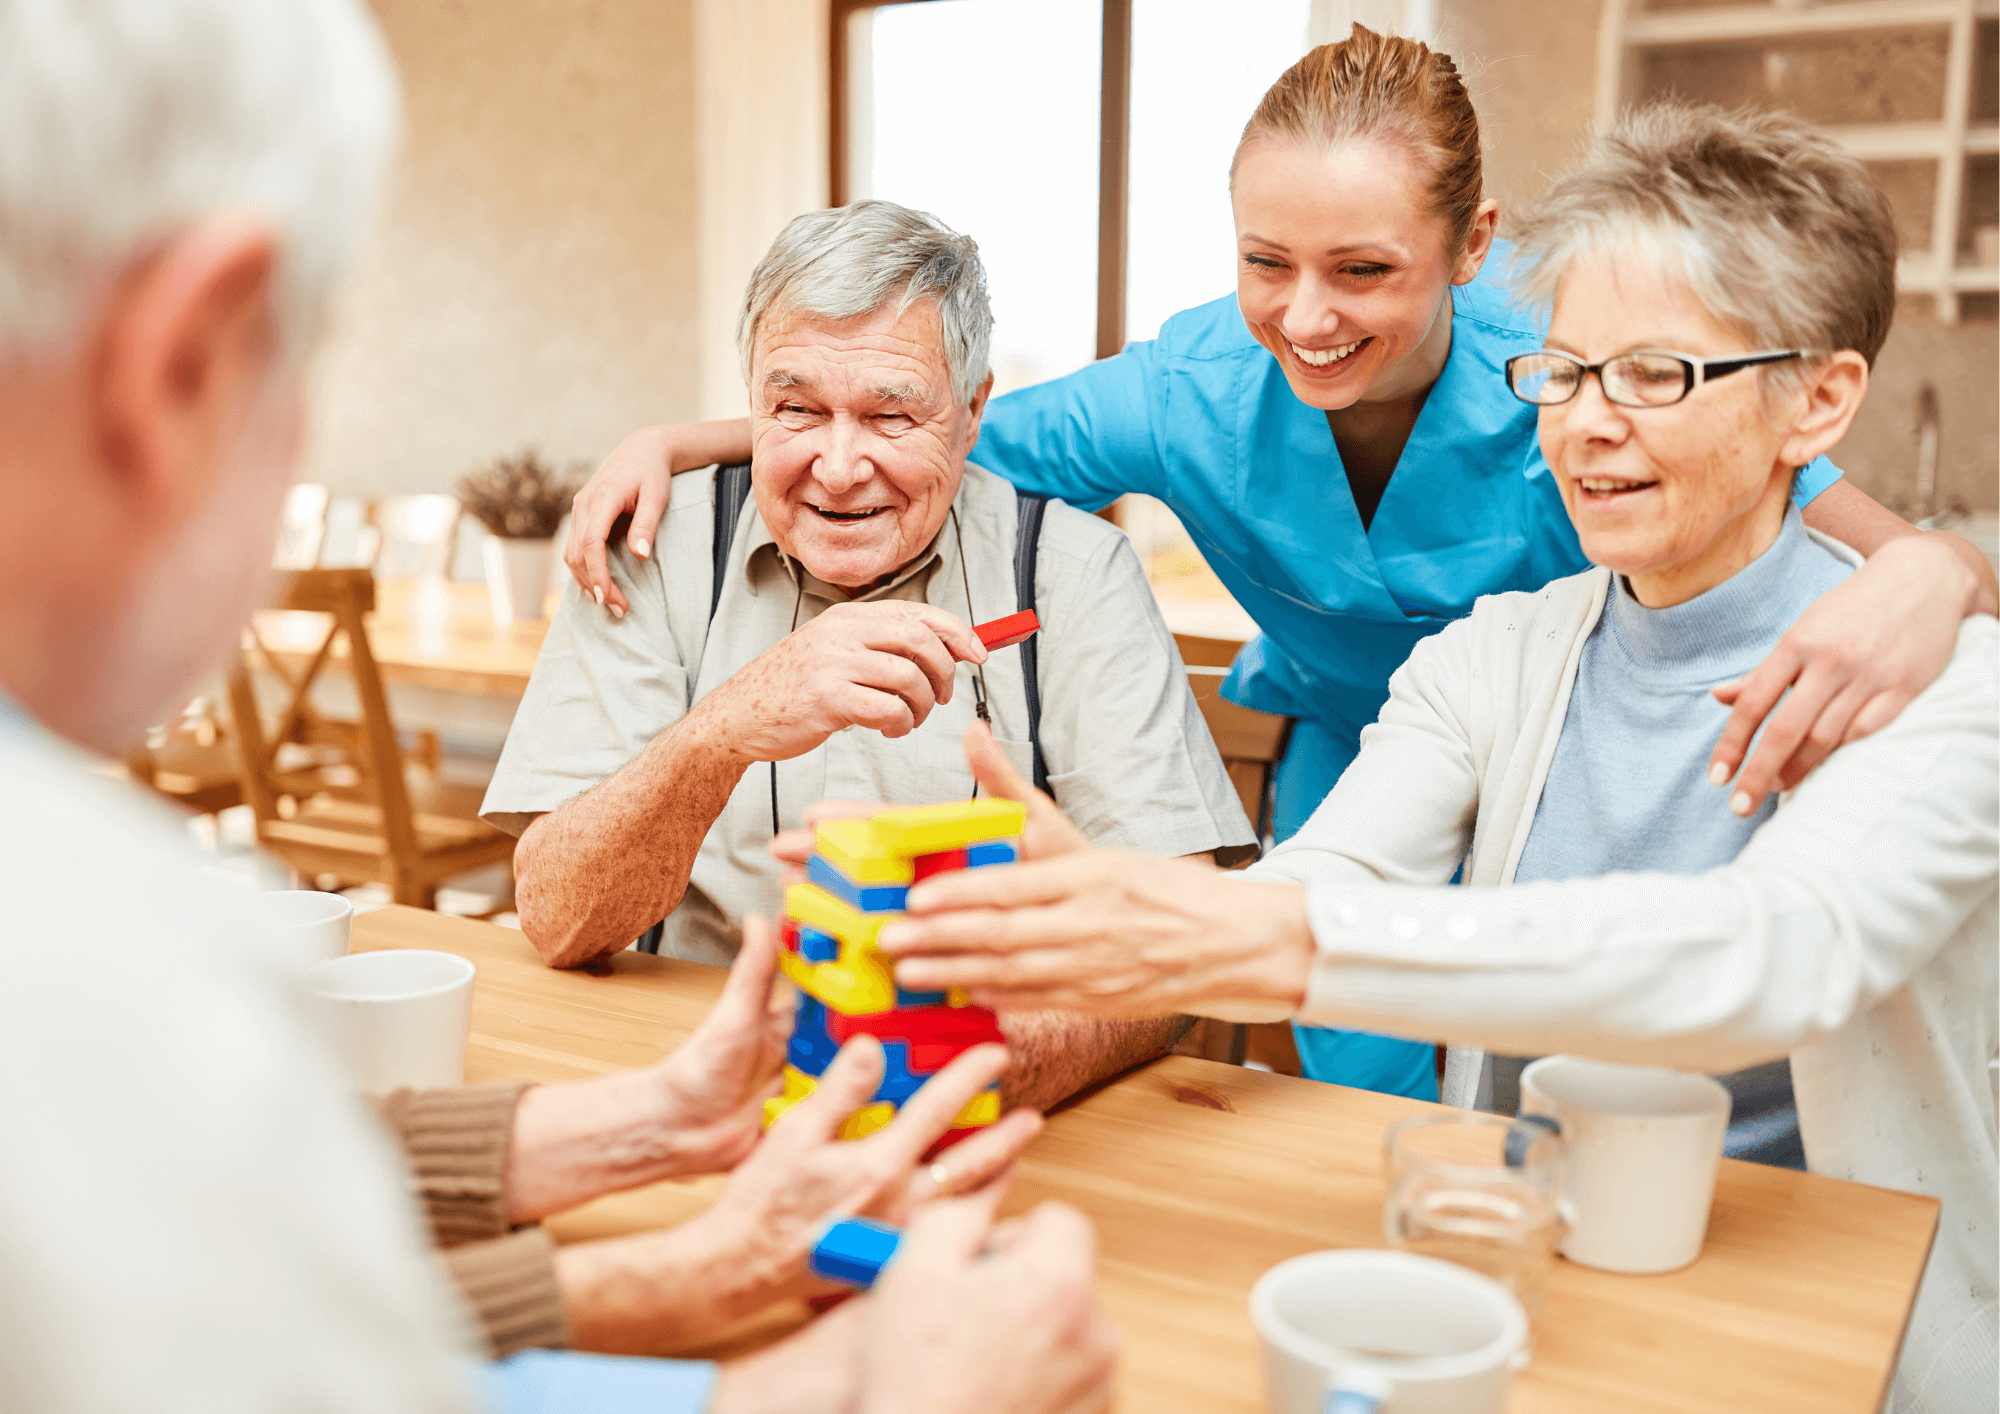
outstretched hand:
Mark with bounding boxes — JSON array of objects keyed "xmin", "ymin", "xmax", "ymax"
[
  {"xmin": 695, "ymin": 1023, "xmax": 1043, "ymax": 1309},
  {"xmin": 879, "ymin": 849, "xmax": 1308, "ymax": 1020}
]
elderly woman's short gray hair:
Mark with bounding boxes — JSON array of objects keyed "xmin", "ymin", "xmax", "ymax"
[
  {"xmin": 738, "ymin": 199, "xmax": 993, "ymax": 407},
  {"xmin": 1509, "ymin": 104, "xmax": 1898, "ymax": 380},
  {"xmin": 0, "ymin": 0, "xmax": 400, "ymax": 360}
]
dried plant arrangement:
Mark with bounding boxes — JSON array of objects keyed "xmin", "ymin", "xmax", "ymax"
[{"xmin": 456, "ymin": 450, "xmax": 587, "ymax": 540}]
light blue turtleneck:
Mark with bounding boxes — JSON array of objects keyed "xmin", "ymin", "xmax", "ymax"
[{"xmin": 1506, "ymin": 503, "xmax": 1856, "ymax": 1165}]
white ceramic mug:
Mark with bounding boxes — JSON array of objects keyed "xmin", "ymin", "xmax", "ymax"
[
  {"xmin": 1518, "ymin": 1056, "xmax": 1731, "ymax": 1274},
  {"xmin": 247, "ymin": 890, "xmax": 353, "ymax": 974},
  {"xmin": 304, "ymin": 950, "xmax": 475, "ymax": 1096},
  {"xmin": 1250, "ymin": 1250, "xmax": 1529, "ymax": 1414}
]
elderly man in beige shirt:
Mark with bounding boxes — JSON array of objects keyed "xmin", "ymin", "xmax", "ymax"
[{"xmin": 484, "ymin": 199, "xmax": 1254, "ymax": 1111}]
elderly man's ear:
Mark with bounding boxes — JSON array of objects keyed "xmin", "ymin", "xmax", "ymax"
[
  {"xmin": 90, "ymin": 214, "xmax": 284, "ymax": 540},
  {"xmin": 1777, "ymin": 350, "xmax": 1868, "ymax": 470},
  {"xmin": 962, "ymin": 369, "xmax": 996, "ymax": 446}
]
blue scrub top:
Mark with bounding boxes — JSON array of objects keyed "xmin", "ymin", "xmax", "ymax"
[{"xmin": 971, "ymin": 257, "xmax": 1842, "ymax": 1100}]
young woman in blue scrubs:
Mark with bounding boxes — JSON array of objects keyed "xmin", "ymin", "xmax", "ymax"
[{"xmin": 559, "ymin": 30, "xmax": 1998, "ymax": 1100}]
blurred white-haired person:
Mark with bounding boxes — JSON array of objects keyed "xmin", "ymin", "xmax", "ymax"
[
  {"xmin": 880, "ymin": 104, "xmax": 1997, "ymax": 1413},
  {"xmin": 0, "ymin": 3, "xmax": 1115, "ymax": 1413}
]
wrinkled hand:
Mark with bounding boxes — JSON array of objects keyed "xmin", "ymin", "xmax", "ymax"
[
  {"xmin": 770, "ymin": 723, "xmax": 1089, "ymax": 868},
  {"xmin": 694, "ymin": 602, "xmax": 988, "ymax": 763},
  {"xmin": 649, "ymin": 914, "xmax": 798, "ymax": 1175},
  {"xmin": 693, "ymin": 1027, "xmax": 1043, "ymax": 1312},
  {"xmin": 1710, "ymin": 533, "xmax": 1971, "ymax": 814},
  {"xmin": 860, "ymin": 1194, "xmax": 1118, "ymax": 1414},
  {"xmin": 879, "ymin": 850, "xmax": 1309, "ymax": 1021},
  {"xmin": 566, "ymin": 425, "xmax": 678, "ymax": 619}
]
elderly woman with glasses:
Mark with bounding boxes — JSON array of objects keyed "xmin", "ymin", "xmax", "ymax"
[{"xmin": 878, "ymin": 104, "xmax": 1997, "ymax": 1412}]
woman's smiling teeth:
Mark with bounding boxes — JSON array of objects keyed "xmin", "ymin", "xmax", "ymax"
[
  {"xmin": 1289, "ymin": 337, "xmax": 1369, "ymax": 367},
  {"xmin": 1576, "ymin": 476, "xmax": 1657, "ymax": 497}
]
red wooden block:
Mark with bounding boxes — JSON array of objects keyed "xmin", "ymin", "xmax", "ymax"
[
  {"xmin": 912, "ymin": 847, "xmax": 968, "ymax": 882},
  {"xmin": 973, "ymin": 609, "xmax": 1039, "ymax": 651},
  {"xmin": 923, "ymin": 1125, "xmax": 982, "ymax": 1161},
  {"xmin": 780, "ymin": 917, "xmax": 801, "ymax": 953},
  {"xmin": 829, "ymin": 1003, "xmax": 1004, "ymax": 1073}
]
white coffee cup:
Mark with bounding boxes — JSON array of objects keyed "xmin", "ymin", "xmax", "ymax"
[
  {"xmin": 1250, "ymin": 1249, "xmax": 1529, "ymax": 1414},
  {"xmin": 1518, "ymin": 1055, "xmax": 1731, "ymax": 1274},
  {"xmin": 304, "ymin": 950, "xmax": 475, "ymax": 1096},
  {"xmin": 247, "ymin": 890, "xmax": 353, "ymax": 974}
]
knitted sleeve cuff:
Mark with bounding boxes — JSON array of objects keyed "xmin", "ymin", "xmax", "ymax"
[
  {"xmin": 444, "ymin": 1227, "xmax": 571, "ymax": 1357},
  {"xmin": 379, "ymin": 1079, "xmax": 534, "ymax": 1246}
]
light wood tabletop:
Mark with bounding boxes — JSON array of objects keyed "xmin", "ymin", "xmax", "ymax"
[
  {"xmin": 355, "ymin": 905, "xmax": 1938, "ymax": 1414},
  {"xmin": 253, "ymin": 578, "xmax": 550, "ymax": 698}
]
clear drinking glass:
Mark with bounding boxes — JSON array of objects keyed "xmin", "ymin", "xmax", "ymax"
[{"xmin": 1381, "ymin": 1112, "xmax": 1568, "ymax": 1320}]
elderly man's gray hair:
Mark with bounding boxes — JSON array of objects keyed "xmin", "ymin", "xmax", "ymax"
[
  {"xmin": 738, "ymin": 199, "xmax": 994, "ymax": 407},
  {"xmin": 1509, "ymin": 104, "xmax": 1898, "ymax": 389},
  {"xmin": 0, "ymin": 0, "xmax": 400, "ymax": 359}
]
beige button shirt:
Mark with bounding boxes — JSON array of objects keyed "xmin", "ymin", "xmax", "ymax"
[{"xmin": 483, "ymin": 461, "xmax": 1254, "ymax": 963}]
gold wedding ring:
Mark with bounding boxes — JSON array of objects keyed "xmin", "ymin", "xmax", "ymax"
[{"xmin": 928, "ymin": 1161, "xmax": 953, "ymax": 1196}]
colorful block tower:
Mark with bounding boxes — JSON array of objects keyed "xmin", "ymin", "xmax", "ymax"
[{"xmin": 764, "ymin": 797, "xmax": 1027, "ymax": 1152}]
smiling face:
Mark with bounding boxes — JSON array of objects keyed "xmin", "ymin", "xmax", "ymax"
[
  {"xmin": 748, "ymin": 298, "xmax": 989, "ymax": 589},
  {"xmin": 1232, "ymin": 135, "xmax": 1491, "ymax": 410},
  {"xmin": 1540, "ymin": 250, "xmax": 1800, "ymax": 607}
]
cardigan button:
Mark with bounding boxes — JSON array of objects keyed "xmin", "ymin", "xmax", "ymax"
[
  {"xmin": 1446, "ymin": 913, "xmax": 1478, "ymax": 942},
  {"xmin": 1333, "ymin": 899, "xmax": 1362, "ymax": 926},
  {"xmin": 1389, "ymin": 914, "xmax": 1422, "ymax": 941}
]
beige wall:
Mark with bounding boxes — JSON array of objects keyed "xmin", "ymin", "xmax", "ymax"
[
  {"xmin": 1439, "ymin": 0, "xmax": 1998, "ymax": 515},
  {"xmin": 303, "ymin": 0, "xmax": 701, "ymax": 496}
]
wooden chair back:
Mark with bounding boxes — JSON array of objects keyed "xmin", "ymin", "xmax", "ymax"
[
  {"xmin": 1185, "ymin": 664, "xmax": 1292, "ymax": 840},
  {"xmin": 228, "ymin": 568, "xmax": 421, "ymax": 869},
  {"xmin": 273, "ymin": 483, "xmax": 331, "ymax": 570}
]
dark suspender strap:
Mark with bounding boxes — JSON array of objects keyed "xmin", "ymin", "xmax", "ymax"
[
  {"xmin": 709, "ymin": 461, "xmax": 755, "ymax": 619},
  {"xmin": 1013, "ymin": 492, "xmax": 1052, "ymax": 797},
  {"xmin": 636, "ymin": 462, "xmax": 756, "ymax": 958}
]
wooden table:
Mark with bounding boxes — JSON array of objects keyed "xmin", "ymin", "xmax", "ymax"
[
  {"xmin": 355, "ymin": 906, "xmax": 1937, "ymax": 1414},
  {"xmin": 254, "ymin": 578, "xmax": 550, "ymax": 698}
]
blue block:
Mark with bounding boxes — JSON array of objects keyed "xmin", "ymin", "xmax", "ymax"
[
  {"xmin": 798, "ymin": 925, "xmax": 839, "ymax": 964},
  {"xmin": 810, "ymin": 1216, "xmax": 902, "ymax": 1289},
  {"xmin": 872, "ymin": 1039, "xmax": 933, "ymax": 1104},
  {"xmin": 966, "ymin": 839, "xmax": 1018, "ymax": 868},
  {"xmin": 895, "ymin": 986, "xmax": 948, "ymax": 1007},
  {"xmin": 808, "ymin": 855, "xmax": 910, "ymax": 912},
  {"xmin": 787, "ymin": 994, "xmax": 840, "ymax": 1076}
]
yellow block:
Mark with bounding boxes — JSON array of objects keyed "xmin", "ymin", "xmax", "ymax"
[
  {"xmin": 779, "ymin": 938, "xmax": 896, "ymax": 1015},
  {"xmin": 786, "ymin": 881, "xmax": 892, "ymax": 950},
  {"xmin": 871, "ymin": 798, "xmax": 1028, "ymax": 856},
  {"xmin": 947, "ymin": 987, "xmax": 972, "ymax": 1008},
  {"xmin": 814, "ymin": 819, "xmax": 915, "ymax": 884},
  {"xmin": 839, "ymin": 1102, "xmax": 897, "ymax": 1140},
  {"xmin": 762, "ymin": 1064, "xmax": 818, "ymax": 1128},
  {"xmin": 952, "ymin": 1086, "xmax": 1001, "ymax": 1129}
]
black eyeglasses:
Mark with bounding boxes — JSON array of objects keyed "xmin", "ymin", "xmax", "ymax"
[{"xmin": 1505, "ymin": 348, "xmax": 1804, "ymax": 408}]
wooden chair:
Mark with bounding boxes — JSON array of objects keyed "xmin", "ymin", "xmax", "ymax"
[
  {"xmin": 1184, "ymin": 663, "xmax": 1292, "ymax": 842},
  {"xmin": 227, "ymin": 568, "xmax": 515, "ymax": 908},
  {"xmin": 125, "ymin": 697, "xmax": 242, "ymax": 817}
]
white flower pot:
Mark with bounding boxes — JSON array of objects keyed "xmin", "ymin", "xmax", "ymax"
[{"xmin": 483, "ymin": 535, "xmax": 555, "ymax": 624}]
